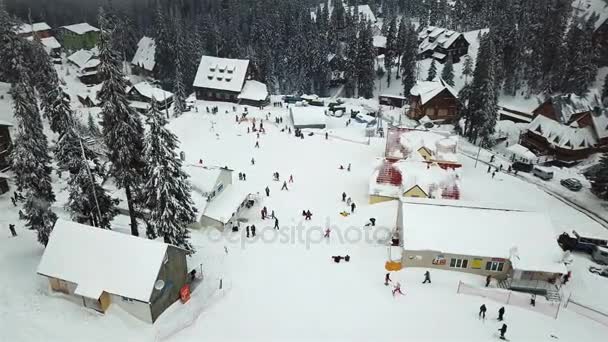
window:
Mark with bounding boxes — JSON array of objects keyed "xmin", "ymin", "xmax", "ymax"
[
  {"xmin": 121, "ymin": 296, "xmax": 134, "ymax": 302},
  {"xmin": 485, "ymin": 261, "xmax": 505, "ymax": 272},
  {"xmin": 425, "ymin": 108, "xmax": 434, "ymax": 116},
  {"xmin": 216, "ymin": 183, "xmax": 224, "ymax": 193},
  {"xmin": 450, "ymin": 258, "xmax": 468, "ymax": 269}
]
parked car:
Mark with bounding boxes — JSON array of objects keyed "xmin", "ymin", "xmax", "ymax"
[
  {"xmin": 533, "ymin": 166, "xmax": 554, "ymax": 180},
  {"xmin": 560, "ymin": 178, "xmax": 582, "ymax": 191},
  {"xmin": 512, "ymin": 162, "xmax": 533, "ymax": 173},
  {"xmin": 558, "ymin": 230, "xmax": 608, "ymax": 253},
  {"xmin": 592, "ymin": 245, "xmax": 608, "ymax": 265}
]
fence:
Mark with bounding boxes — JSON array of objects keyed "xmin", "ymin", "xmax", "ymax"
[
  {"xmin": 564, "ymin": 295, "xmax": 608, "ymax": 327},
  {"xmin": 457, "ymin": 281, "xmax": 561, "ymax": 319}
]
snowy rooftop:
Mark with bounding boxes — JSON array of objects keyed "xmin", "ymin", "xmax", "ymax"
[
  {"xmin": 527, "ymin": 115, "xmax": 598, "ymax": 150},
  {"xmin": 573, "ymin": 0, "xmax": 608, "ymax": 30},
  {"xmin": 16, "ymin": 22, "xmax": 51, "ymax": 35},
  {"xmin": 27, "ymin": 36, "xmax": 62, "ymax": 51},
  {"xmin": 202, "ymin": 185, "xmax": 250, "ymax": 224},
  {"xmin": 400, "ymin": 200, "xmax": 567, "ymax": 274},
  {"xmin": 67, "ymin": 49, "xmax": 95, "ymax": 69},
  {"xmin": 193, "ymin": 56, "xmax": 249, "ymax": 93},
  {"xmin": 591, "ymin": 107, "xmax": 608, "ymax": 140},
  {"xmin": 418, "ymin": 26, "xmax": 467, "ymax": 55},
  {"xmin": 289, "ymin": 106, "xmax": 327, "ymax": 127},
  {"xmin": 130, "ymin": 81, "xmax": 173, "ymax": 101},
  {"xmin": 410, "ymin": 79, "xmax": 458, "ymax": 105},
  {"xmin": 540, "ymin": 92, "xmax": 602, "ymax": 124},
  {"xmin": 184, "ymin": 164, "xmax": 224, "ymax": 196},
  {"xmin": 0, "ymin": 119, "xmax": 13, "ymax": 126},
  {"xmin": 386, "ymin": 128, "xmax": 458, "ymax": 163},
  {"xmin": 131, "ymin": 36, "xmax": 156, "ymax": 72},
  {"xmin": 37, "ymin": 220, "xmax": 169, "ymax": 302},
  {"xmin": 506, "ymin": 144, "xmax": 537, "ymax": 161},
  {"xmin": 61, "ymin": 23, "xmax": 100, "ymax": 35},
  {"xmin": 237, "ymin": 80, "xmax": 268, "ymax": 102},
  {"xmin": 373, "ymin": 35, "xmax": 387, "ymax": 48}
]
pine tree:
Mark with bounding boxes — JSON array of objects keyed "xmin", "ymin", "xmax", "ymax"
[
  {"xmin": 10, "ymin": 67, "xmax": 57, "ymax": 246},
  {"xmin": 87, "ymin": 112, "xmax": 101, "ymax": 137},
  {"xmin": 153, "ymin": 4, "xmax": 174, "ymax": 90},
  {"xmin": 0, "ymin": 2, "xmax": 24, "ymax": 84},
  {"xmin": 356, "ymin": 21, "xmax": 376, "ymax": 99},
  {"xmin": 395, "ymin": 19, "xmax": 407, "ymax": 77},
  {"xmin": 427, "ymin": 59, "xmax": 437, "ymax": 81},
  {"xmin": 441, "ymin": 54, "xmax": 455, "ymax": 86},
  {"xmin": 384, "ymin": 17, "xmax": 397, "ymax": 87},
  {"xmin": 401, "ymin": 22, "xmax": 418, "ymax": 97},
  {"xmin": 462, "ymin": 54, "xmax": 473, "ymax": 84},
  {"xmin": 344, "ymin": 20, "xmax": 358, "ymax": 97},
  {"xmin": 591, "ymin": 153, "xmax": 608, "ymax": 200},
  {"xmin": 143, "ymin": 99, "xmax": 196, "ymax": 253},
  {"xmin": 98, "ymin": 9, "xmax": 146, "ymax": 236},
  {"xmin": 173, "ymin": 58, "xmax": 186, "ymax": 117}
]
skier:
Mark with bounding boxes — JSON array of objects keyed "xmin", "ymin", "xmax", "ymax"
[
  {"xmin": 9, "ymin": 224, "xmax": 17, "ymax": 237},
  {"xmin": 261, "ymin": 208, "xmax": 266, "ymax": 220},
  {"xmin": 487, "ymin": 165, "xmax": 492, "ymax": 173},
  {"xmin": 281, "ymin": 181, "xmax": 288, "ymax": 190},
  {"xmin": 265, "ymin": 186, "xmax": 270, "ymax": 197},
  {"xmin": 498, "ymin": 324, "xmax": 507, "ymax": 340},
  {"xmin": 271, "ymin": 210, "xmax": 275, "ymax": 219},
  {"xmin": 251, "ymin": 158, "xmax": 255, "ymax": 165},
  {"xmin": 251, "ymin": 225, "xmax": 256, "ymax": 237},
  {"xmin": 392, "ymin": 282, "xmax": 404, "ymax": 297},
  {"xmin": 369, "ymin": 218, "xmax": 376, "ymax": 226},
  {"xmin": 289, "ymin": 175, "xmax": 294, "ymax": 183},
  {"xmin": 243, "ymin": 173, "xmax": 247, "ymax": 181},
  {"xmin": 530, "ymin": 294, "xmax": 536, "ymax": 307},
  {"xmin": 325, "ymin": 132, "xmax": 329, "ymax": 140},
  {"xmin": 498, "ymin": 307, "xmax": 505, "ymax": 321},
  {"xmin": 486, "ymin": 275, "xmax": 492, "ymax": 287},
  {"xmin": 305, "ymin": 210, "xmax": 312, "ymax": 220},
  {"xmin": 274, "ymin": 217, "xmax": 279, "ymax": 230},
  {"xmin": 423, "ymin": 270, "xmax": 431, "ymax": 284},
  {"xmin": 246, "ymin": 226, "xmax": 250, "ymax": 238},
  {"xmin": 347, "ymin": 163, "xmax": 351, "ymax": 171},
  {"xmin": 490, "ymin": 155, "xmax": 495, "ymax": 163},
  {"xmin": 346, "ymin": 197, "xmax": 352, "ymax": 206},
  {"xmin": 351, "ymin": 202, "xmax": 356, "ymax": 213},
  {"xmin": 238, "ymin": 172, "xmax": 243, "ymax": 181},
  {"xmin": 324, "ymin": 228, "xmax": 331, "ymax": 238},
  {"xmin": 479, "ymin": 304, "xmax": 487, "ymax": 319},
  {"xmin": 255, "ymin": 141, "xmax": 260, "ymax": 148},
  {"xmin": 492, "ymin": 171, "xmax": 496, "ymax": 179},
  {"xmin": 384, "ymin": 273, "xmax": 391, "ymax": 286},
  {"xmin": 342, "ymin": 192, "xmax": 347, "ymax": 202}
]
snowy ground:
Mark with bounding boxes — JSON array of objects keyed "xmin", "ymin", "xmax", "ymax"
[{"xmin": 2, "ymin": 95, "xmax": 608, "ymax": 341}]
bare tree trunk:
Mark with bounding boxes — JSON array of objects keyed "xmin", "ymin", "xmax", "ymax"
[{"xmin": 125, "ymin": 186, "xmax": 139, "ymax": 236}]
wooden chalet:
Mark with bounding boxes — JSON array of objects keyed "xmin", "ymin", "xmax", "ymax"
[
  {"xmin": 418, "ymin": 26, "xmax": 469, "ymax": 63},
  {"xmin": 408, "ymin": 79, "xmax": 459, "ymax": 122},
  {"xmin": 521, "ymin": 92, "xmax": 607, "ymax": 161},
  {"xmin": 127, "ymin": 82, "xmax": 174, "ymax": 113},
  {"xmin": 193, "ymin": 56, "xmax": 251, "ymax": 103}
]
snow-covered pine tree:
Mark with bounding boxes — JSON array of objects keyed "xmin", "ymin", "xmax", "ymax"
[
  {"xmin": 344, "ymin": 20, "xmax": 358, "ymax": 97},
  {"xmin": 590, "ymin": 153, "xmax": 608, "ymax": 200},
  {"xmin": 401, "ymin": 22, "xmax": 418, "ymax": 97},
  {"xmin": 356, "ymin": 21, "xmax": 376, "ymax": 99},
  {"xmin": 441, "ymin": 54, "xmax": 455, "ymax": 86},
  {"xmin": 143, "ymin": 99, "xmax": 196, "ymax": 253},
  {"xmin": 0, "ymin": 2, "xmax": 25, "ymax": 84},
  {"xmin": 10, "ymin": 67, "xmax": 57, "ymax": 245},
  {"xmin": 395, "ymin": 18, "xmax": 407, "ymax": 77},
  {"xmin": 98, "ymin": 9, "xmax": 146, "ymax": 236},
  {"xmin": 153, "ymin": 4, "xmax": 174, "ymax": 90},
  {"xmin": 462, "ymin": 54, "xmax": 473, "ymax": 84},
  {"xmin": 428, "ymin": 0, "xmax": 439, "ymax": 26},
  {"xmin": 172, "ymin": 19, "xmax": 187, "ymax": 117},
  {"xmin": 384, "ymin": 17, "xmax": 397, "ymax": 87},
  {"xmin": 427, "ymin": 59, "xmax": 437, "ymax": 81}
]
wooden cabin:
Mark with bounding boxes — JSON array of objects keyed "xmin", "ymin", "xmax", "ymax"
[
  {"xmin": 407, "ymin": 80, "xmax": 459, "ymax": 122},
  {"xmin": 16, "ymin": 22, "xmax": 52, "ymax": 38},
  {"xmin": 418, "ymin": 26, "xmax": 469, "ymax": 63}
]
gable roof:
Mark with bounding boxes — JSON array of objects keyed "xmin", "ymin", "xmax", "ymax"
[
  {"xmin": 409, "ymin": 79, "xmax": 458, "ymax": 105},
  {"xmin": 193, "ymin": 56, "xmax": 249, "ymax": 93},
  {"xmin": 238, "ymin": 80, "xmax": 268, "ymax": 102},
  {"xmin": 418, "ymin": 26, "xmax": 468, "ymax": 54},
  {"xmin": 527, "ymin": 114, "xmax": 598, "ymax": 150},
  {"xmin": 130, "ymin": 81, "xmax": 173, "ymax": 101},
  {"xmin": 27, "ymin": 36, "xmax": 62, "ymax": 51},
  {"xmin": 539, "ymin": 92, "xmax": 601, "ymax": 124},
  {"xmin": 132, "ymin": 37, "xmax": 156, "ymax": 72},
  {"xmin": 37, "ymin": 220, "xmax": 169, "ymax": 301},
  {"xmin": 62, "ymin": 23, "xmax": 100, "ymax": 35},
  {"xmin": 68, "ymin": 49, "xmax": 95, "ymax": 69},
  {"xmin": 16, "ymin": 22, "xmax": 51, "ymax": 35}
]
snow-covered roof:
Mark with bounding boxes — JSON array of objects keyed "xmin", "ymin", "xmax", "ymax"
[
  {"xmin": 386, "ymin": 128, "xmax": 458, "ymax": 163},
  {"xmin": 16, "ymin": 22, "xmax": 51, "ymax": 35},
  {"xmin": 238, "ymin": 80, "xmax": 268, "ymax": 102},
  {"xmin": 83, "ymin": 59, "xmax": 100, "ymax": 69},
  {"xmin": 184, "ymin": 164, "xmax": 223, "ymax": 196},
  {"xmin": 410, "ymin": 79, "xmax": 458, "ymax": 105},
  {"xmin": 77, "ymin": 84, "xmax": 103, "ymax": 105},
  {"xmin": 37, "ymin": 220, "xmax": 169, "ymax": 301},
  {"xmin": 527, "ymin": 115, "xmax": 598, "ymax": 150},
  {"xmin": 400, "ymin": 199, "xmax": 567, "ymax": 274},
  {"xmin": 28, "ymin": 36, "xmax": 62, "ymax": 51},
  {"xmin": 61, "ymin": 23, "xmax": 100, "ymax": 35},
  {"xmin": 541, "ymin": 92, "xmax": 602, "ymax": 124},
  {"xmin": 131, "ymin": 37, "xmax": 156, "ymax": 72},
  {"xmin": 130, "ymin": 81, "xmax": 173, "ymax": 101},
  {"xmin": 591, "ymin": 107, "xmax": 608, "ymax": 140},
  {"xmin": 289, "ymin": 106, "xmax": 327, "ymax": 128},
  {"xmin": 373, "ymin": 35, "xmax": 387, "ymax": 48},
  {"xmin": 202, "ymin": 186, "xmax": 250, "ymax": 224},
  {"xmin": 506, "ymin": 144, "xmax": 537, "ymax": 161},
  {"xmin": 67, "ymin": 49, "xmax": 95, "ymax": 69},
  {"xmin": 193, "ymin": 56, "xmax": 249, "ymax": 93},
  {"xmin": 348, "ymin": 4, "xmax": 377, "ymax": 22},
  {"xmin": 573, "ymin": 0, "xmax": 608, "ymax": 31},
  {"xmin": 418, "ymin": 26, "xmax": 467, "ymax": 55}
]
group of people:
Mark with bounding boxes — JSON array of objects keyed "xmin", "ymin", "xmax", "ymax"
[
  {"xmin": 341, "ymin": 192, "xmax": 356, "ymax": 213},
  {"xmin": 245, "ymin": 225, "xmax": 257, "ymax": 238},
  {"xmin": 10, "ymin": 191, "xmax": 25, "ymax": 207},
  {"xmin": 205, "ymin": 106, "xmax": 221, "ymax": 114},
  {"xmin": 238, "ymin": 172, "xmax": 248, "ymax": 181},
  {"xmin": 271, "ymin": 101, "xmax": 284, "ymax": 108},
  {"xmin": 338, "ymin": 163, "xmax": 351, "ymax": 171},
  {"xmin": 479, "ymin": 304, "xmax": 508, "ymax": 339}
]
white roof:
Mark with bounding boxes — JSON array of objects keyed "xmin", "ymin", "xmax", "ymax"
[
  {"xmin": 77, "ymin": 84, "xmax": 103, "ymax": 104},
  {"xmin": 37, "ymin": 220, "xmax": 169, "ymax": 301},
  {"xmin": 373, "ymin": 35, "xmax": 387, "ymax": 48},
  {"xmin": 527, "ymin": 115, "xmax": 598, "ymax": 150},
  {"xmin": 591, "ymin": 108, "xmax": 608, "ymax": 139},
  {"xmin": 130, "ymin": 81, "xmax": 173, "ymax": 101},
  {"xmin": 290, "ymin": 106, "xmax": 327, "ymax": 127},
  {"xmin": 418, "ymin": 26, "xmax": 466, "ymax": 55},
  {"xmin": 202, "ymin": 186, "xmax": 250, "ymax": 224},
  {"xmin": 574, "ymin": 0, "xmax": 608, "ymax": 30},
  {"xmin": 131, "ymin": 37, "xmax": 156, "ymax": 72},
  {"xmin": 16, "ymin": 22, "xmax": 51, "ymax": 35},
  {"xmin": 400, "ymin": 200, "xmax": 567, "ymax": 274},
  {"xmin": 238, "ymin": 80, "xmax": 268, "ymax": 102},
  {"xmin": 410, "ymin": 79, "xmax": 458, "ymax": 105},
  {"xmin": 68, "ymin": 49, "xmax": 95, "ymax": 69},
  {"xmin": 62, "ymin": 23, "xmax": 100, "ymax": 35},
  {"xmin": 184, "ymin": 164, "xmax": 223, "ymax": 195},
  {"xmin": 38, "ymin": 36, "xmax": 61, "ymax": 50},
  {"xmin": 83, "ymin": 59, "xmax": 100, "ymax": 69},
  {"xmin": 388, "ymin": 129, "xmax": 458, "ymax": 163},
  {"xmin": 506, "ymin": 144, "xmax": 537, "ymax": 161},
  {"xmin": 193, "ymin": 56, "xmax": 249, "ymax": 93}
]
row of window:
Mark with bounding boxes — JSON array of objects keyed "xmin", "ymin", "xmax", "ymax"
[
  {"xmin": 448, "ymin": 258, "xmax": 505, "ymax": 272},
  {"xmin": 206, "ymin": 91, "xmax": 236, "ymax": 101}
]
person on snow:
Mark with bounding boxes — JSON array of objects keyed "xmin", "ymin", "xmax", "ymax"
[
  {"xmin": 289, "ymin": 175, "xmax": 294, "ymax": 183},
  {"xmin": 487, "ymin": 165, "xmax": 492, "ymax": 173},
  {"xmin": 490, "ymin": 155, "xmax": 495, "ymax": 163},
  {"xmin": 243, "ymin": 173, "xmax": 247, "ymax": 181},
  {"xmin": 392, "ymin": 282, "xmax": 404, "ymax": 297},
  {"xmin": 251, "ymin": 158, "xmax": 255, "ymax": 165},
  {"xmin": 339, "ymin": 165, "xmax": 345, "ymax": 170},
  {"xmin": 563, "ymin": 271, "xmax": 571, "ymax": 284},
  {"xmin": 342, "ymin": 192, "xmax": 347, "ymax": 202},
  {"xmin": 492, "ymin": 171, "xmax": 496, "ymax": 179},
  {"xmin": 369, "ymin": 218, "xmax": 376, "ymax": 226},
  {"xmin": 257, "ymin": 133, "xmax": 260, "ymax": 139},
  {"xmin": 325, "ymin": 132, "xmax": 329, "ymax": 140},
  {"xmin": 251, "ymin": 225, "xmax": 256, "ymax": 237},
  {"xmin": 261, "ymin": 208, "xmax": 266, "ymax": 220},
  {"xmin": 346, "ymin": 197, "xmax": 352, "ymax": 206},
  {"xmin": 486, "ymin": 275, "xmax": 492, "ymax": 287},
  {"xmin": 351, "ymin": 202, "xmax": 356, "ymax": 213},
  {"xmin": 9, "ymin": 224, "xmax": 17, "ymax": 237},
  {"xmin": 385, "ymin": 273, "xmax": 391, "ymax": 286},
  {"xmin": 530, "ymin": 294, "xmax": 536, "ymax": 307},
  {"xmin": 246, "ymin": 226, "xmax": 250, "ymax": 238},
  {"xmin": 235, "ymin": 115, "xmax": 239, "ymax": 123},
  {"xmin": 305, "ymin": 210, "xmax": 312, "ymax": 220},
  {"xmin": 265, "ymin": 186, "xmax": 270, "ymax": 197},
  {"xmin": 238, "ymin": 172, "xmax": 243, "ymax": 181},
  {"xmin": 423, "ymin": 270, "xmax": 431, "ymax": 284},
  {"xmin": 347, "ymin": 163, "xmax": 351, "ymax": 171},
  {"xmin": 271, "ymin": 210, "xmax": 275, "ymax": 219},
  {"xmin": 499, "ymin": 164, "xmax": 503, "ymax": 172},
  {"xmin": 498, "ymin": 307, "xmax": 505, "ymax": 321},
  {"xmin": 255, "ymin": 141, "xmax": 260, "ymax": 148},
  {"xmin": 498, "ymin": 324, "xmax": 507, "ymax": 340},
  {"xmin": 274, "ymin": 217, "xmax": 279, "ymax": 230},
  {"xmin": 324, "ymin": 228, "xmax": 331, "ymax": 238},
  {"xmin": 479, "ymin": 304, "xmax": 487, "ymax": 319},
  {"xmin": 281, "ymin": 181, "xmax": 288, "ymax": 190},
  {"xmin": 199, "ymin": 159, "xmax": 203, "ymax": 165}
]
